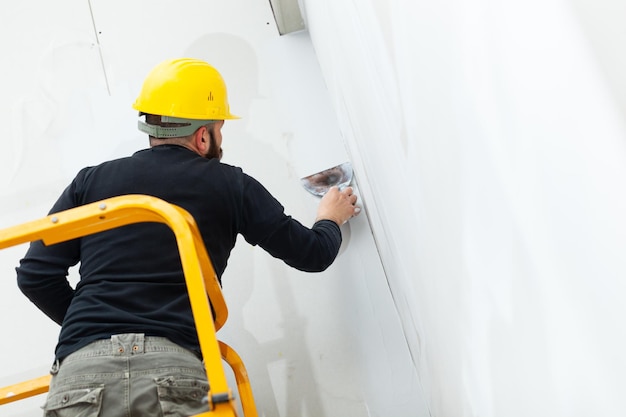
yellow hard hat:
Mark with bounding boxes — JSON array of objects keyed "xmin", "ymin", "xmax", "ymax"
[{"xmin": 133, "ymin": 58, "xmax": 239, "ymax": 121}]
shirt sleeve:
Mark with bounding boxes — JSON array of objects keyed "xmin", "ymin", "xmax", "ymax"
[
  {"xmin": 239, "ymin": 174, "xmax": 342, "ymax": 272},
  {"xmin": 15, "ymin": 175, "xmax": 83, "ymax": 325}
]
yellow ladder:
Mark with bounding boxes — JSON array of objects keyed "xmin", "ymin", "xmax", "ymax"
[{"xmin": 0, "ymin": 195, "xmax": 257, "ymax": 417}]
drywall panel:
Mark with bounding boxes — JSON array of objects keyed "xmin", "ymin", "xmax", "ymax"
[
  {"xmin": 0, "ymin": 0, "xmax": 101, "ymax": 383},
  {"xmin": 0, "ymin": 1, "xmax": 104, "ymax": 414},
  {"xmin": 303, "ymin": 0, "xmax": 626, "ymax": 415},
  {"xmin": 0, "ymin": 1, "xmax": 422, "ymax": 416}
]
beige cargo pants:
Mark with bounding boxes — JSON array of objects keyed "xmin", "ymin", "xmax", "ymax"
[{"xmin": 43, "ymin": 334, "xmax": 209, "ymax": 417}]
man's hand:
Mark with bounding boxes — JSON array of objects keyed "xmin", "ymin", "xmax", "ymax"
[{"xmin": 315, "ymin": 186, "xmax": 361, "ymax": 225}]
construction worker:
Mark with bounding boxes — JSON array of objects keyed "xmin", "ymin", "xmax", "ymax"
[{"xmin": 16, "ymin": 58, "xmax": 359, "ymax": 416}]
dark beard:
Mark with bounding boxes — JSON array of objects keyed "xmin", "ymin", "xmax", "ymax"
[{"xmin": 204, "ymin": 130, "xmax": 223, "ymax": 160}]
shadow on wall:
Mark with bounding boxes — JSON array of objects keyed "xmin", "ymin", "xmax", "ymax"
[
  {"xmin": 569, "ymin": 0, "xmax": 626, "ymax": 122},
  {"xmin": 222, "ymin": 245, "xmax": 329, "ymax": 416},
  {"xmin": 185, "ymin": 32, "xmax": 260, "ymax": 124},
  {"xmin": 182, "ymin": 33, "xmax": 328, "ymax": 416}
]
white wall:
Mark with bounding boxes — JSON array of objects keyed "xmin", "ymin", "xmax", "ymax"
[
  {"xmin": 303, "ymin": 0, "xmax": 626, "ymax": 416},
  {"xmin": 6, "ymin": 1, "xmax": 623, "ymax": 416}
]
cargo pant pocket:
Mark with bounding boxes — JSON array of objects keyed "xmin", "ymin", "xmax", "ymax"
[
  {"xmin": 43, "ymin": 385, "xmax": 104, "ymax": 417},
  {"xmin": 155, "ymin": 376, "xmax": 210, "ymax": 416}
]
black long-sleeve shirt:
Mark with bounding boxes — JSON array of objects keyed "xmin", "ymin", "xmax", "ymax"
[{"xmin": 16, "ymin": 145, "xmax": 341, "ymax": 360}]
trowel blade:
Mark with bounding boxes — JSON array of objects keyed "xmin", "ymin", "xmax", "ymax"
[{"xmin": 300, "ymin": 162, "xmax": 353, "ymax": 196}]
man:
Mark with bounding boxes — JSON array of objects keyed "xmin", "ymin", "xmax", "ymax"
[{"xmin": 16, "ymin": 58, "xmax": 359, "ymax": 416}]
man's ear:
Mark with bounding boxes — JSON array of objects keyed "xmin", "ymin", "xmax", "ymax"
[{"xmin": 194, "ymin": 126, "xmax": 209, "ymax": 155}]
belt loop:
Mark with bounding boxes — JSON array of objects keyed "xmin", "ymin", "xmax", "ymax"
[
  {"xmin": 111, "ymin": 334, "xmax": 125, "ymax": 355},
  {"xmin": 132, "ymin": 333, "xmax": 145, "ymax": 355},
  {"xmin": 50, "ymin": 359, "xmax": 61, "ymax": 375}
]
